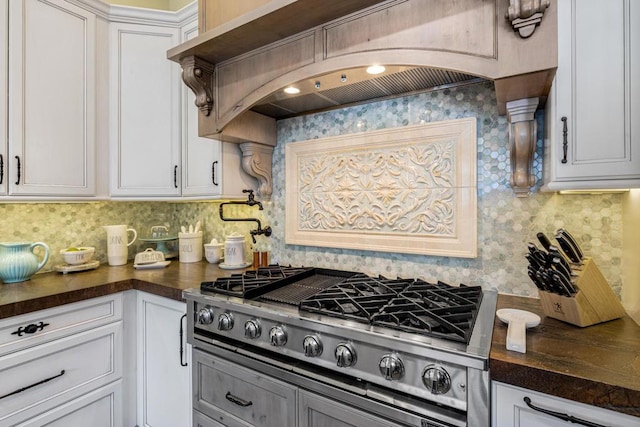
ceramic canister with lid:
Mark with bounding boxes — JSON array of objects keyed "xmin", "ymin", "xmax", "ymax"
[{"xmin": 224, "ymin": 232, "xmax": 246, "ymax": 266}]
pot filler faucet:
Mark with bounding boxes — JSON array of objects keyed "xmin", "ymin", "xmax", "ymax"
[{"xmin": 219, "ymin": 189, "xmax": 272, "ymax": 244}]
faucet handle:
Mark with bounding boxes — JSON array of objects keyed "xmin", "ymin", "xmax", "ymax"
[{"xmin": 242, "ymin": 189, "xmax": 255, "ymax": 201}]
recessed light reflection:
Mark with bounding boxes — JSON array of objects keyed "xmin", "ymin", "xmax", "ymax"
[
  {"xmin": 284, "ymin": 87, "xmax": 300, "ymax": 94},
  {"xmin": 366, "ymin": 65, "xmax": 386, "ymax": 75}
]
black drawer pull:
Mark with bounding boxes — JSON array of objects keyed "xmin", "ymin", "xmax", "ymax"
[
  {"xmin": 0, "ymin": 370, "xmax": 65, "ymax": 400},
  {"xmin": 179, "ymin": 313, "xmax": 188, "ymax": 367},
  {"xmin": 561, "ymin": 116, "xmax": 568, "ymax": 164},
  {"xmin": 523, "ymin": 397, "xmax": 609, "ymax": 427},
  {"xmin": 0, "ymin": 154, "xmax": 4, "ymax": 184},
  {"xmin": 174, "ymin": 165, "xmax": 178, "ymax": 188},
  {"xmin": 11, "ymin": 321, "xmax": 50, "ymax": 336},
  {"xmin": 15, "ymin": 155, "xmax": 21, "ymax": 185},
  {"xmin": 225, "ymin": 391, "xmax": 252, "ymax": 407},
  {"xmin": 212, "ymin": 160, "xmax": 218, "ymax": 186}
]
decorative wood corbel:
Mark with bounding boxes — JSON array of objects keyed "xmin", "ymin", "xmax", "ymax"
[
  {"xmin": 180, "ymin": 56, "xmax": 214, "ymax": 116},
  {"xmin": 506, "ymin": 98, "xmax": 539, "ymax": 197},
  {"xmin": 239, "ymin": 142, "xmax": 273, "ymax": 201},
  {"xmin": 505, "ymin": 0, "xmax": 550, "ymax": 38}
]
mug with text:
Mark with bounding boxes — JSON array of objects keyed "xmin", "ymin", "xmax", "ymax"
[{"xmin": 103, "ymin": 225, "xmax": 137, "ymax": 266}]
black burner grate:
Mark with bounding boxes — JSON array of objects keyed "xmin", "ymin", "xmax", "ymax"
[
  {"xmin": 370, "ymin": 281, "xmax": 483, "ymax": 343},
  {"xmin": 298, "ymin": 276, "xmax": 414, "ymax": 323}
]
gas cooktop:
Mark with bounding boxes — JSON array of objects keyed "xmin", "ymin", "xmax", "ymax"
[{"xmin": 200, "ymin": 265, "xmax": 483, "ymax": 344}]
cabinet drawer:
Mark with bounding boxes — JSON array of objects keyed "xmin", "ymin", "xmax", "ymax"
[
  {"xmin": 492, "ymin": 381, "xmax": 640, "ymax": 427},
  {"xmin": 193, "ymin": 349, "xmax": 297, "ymax": 427},
  {"xmin": 193, "ymin": 410, "xmax": 226, "ymax": 427},
  {"xmin": 0, "ymin": 293, "xmax": 123, "ymax": 357},
  {"xmin": 15, "ymin": 380, "xmax": 122, "ymax": 427},
  {"xmin": 0, "ymin": 322, "xmax": 122, "ymax": 425}
]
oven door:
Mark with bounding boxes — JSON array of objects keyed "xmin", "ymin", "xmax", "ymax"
[{"xmin": 191, "ymin": 336, "xmax": 467, "ymax": 427}]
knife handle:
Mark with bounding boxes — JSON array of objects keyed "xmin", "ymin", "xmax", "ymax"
[
  {"xmin": 536, "ymin": 232, "xmax": 552, "ymax": 251},
  {"xmin": 557, "ymin": 229, "xmax": 584, "ymax": 260},
  {"xmin": 554, "ymin": 234, "xmax": 581, "ymax": 264}
]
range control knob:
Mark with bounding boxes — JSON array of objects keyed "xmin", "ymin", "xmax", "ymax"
[
  {"xmin": 244, "ymin": 320, "xmax": 261, "ymax": 339},
  {"xmin": 335, "ymin": 343, "xmax": 357, "ymax": 368},
  {"xmin": 379, "ymin": 354, "xmax": 405, "ymax": 381},
  {"xmin": 303, "ymin": 335, "xmax": 323, "ymax": 357},
  {"xmin": 422, "ymin": 365, "xmax": 452, "ymax": 395},
  {"xmin": 196, "ymin": 307, "xmax": 215, "ymax": 325},
  {"xmin": 269, "ymin": 326, "xmax": 287, "ymax": 347},
  {"xmin": 217, "ymin": 313, "xmax": 234, "ymax": 331}
]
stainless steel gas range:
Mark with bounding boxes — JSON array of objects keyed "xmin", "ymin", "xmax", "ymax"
[{"xmin": 184, "ymin": 266, "xmax": 498, "ymax": 427}]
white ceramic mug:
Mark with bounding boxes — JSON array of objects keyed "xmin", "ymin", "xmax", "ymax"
[
  {"xmin": 179, "ymin": 231, "xmax": 203, "ymax": 263},
  {"xmin": 204, "ymin": 243, "xmax": 223, "ymax": 264},
  {"xmin": 103, "ymin": 225, "xmax": 137, "ymax": 266}
]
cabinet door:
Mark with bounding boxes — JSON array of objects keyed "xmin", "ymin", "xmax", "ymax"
[
  {"xmin": 15, "ymin": 381, "xmax": 122, "ymax": 427},
  {"xmin": 545, "ymin": 0, "xmax": 640, "ymax": 189},
  {"xmin": 109, "ymin": 23, "xmax": 181, "ymax": 197},
  {"xmin": 180, "ymin": 19, "xmax": 220, "ymax": 198},
  {"xmin": 298, "ymin": 390, "xmax": 398, "ymax": 427},
  {"xmin": 137, "ymin": 292, "xmax": 191, "ymax": 427},
  {"xmin": 0, "ymin": 0, "xmax": 7, "ymax": 195},
  {"xmin": 7, "ymin": 0, "xmax": 96, "ymax": 196},
  {"xmin": 492, "ymin": 382, "xmax": 640, "ymax": 427}
]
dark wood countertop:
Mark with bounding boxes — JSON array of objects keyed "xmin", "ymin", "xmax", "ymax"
[
  {"xmin": 2, "ymin": 268, "xmax": 639, "ymax": 419},
  {"xmin": 0, "ymin": 261, "xmax": 244, "ymax": 319},
  {"xmin": 491, "ymin": 294, "xmax": 640, "ymax": 418}
]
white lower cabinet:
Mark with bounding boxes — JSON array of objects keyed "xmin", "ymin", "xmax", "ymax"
[
  {"xmin": 136, "ymin": 291, "xmax": 191, "ymax": 427},
  {"xmin": 492, "ymin": 381, "xmax": 640, "ymax": 427},
  {"xmin": 14, "ymin": 381, "xmax": 122, "ymax": 427},
  {"xmin": 0, "ymin": 294, "xmax": 124, "ymax": 427}
]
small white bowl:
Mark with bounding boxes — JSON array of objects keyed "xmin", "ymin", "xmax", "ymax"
[{"xmin": 60, "ymin": 247, "xmax": 95, "ymax": 265}]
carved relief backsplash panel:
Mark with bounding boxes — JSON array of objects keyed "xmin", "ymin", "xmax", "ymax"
[{"xmin": 285, "ymin": 119, "xmax": 477, "ymax": 257}]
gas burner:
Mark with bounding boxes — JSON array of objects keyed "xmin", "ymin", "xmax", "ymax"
[
  {"xmin": 371, "ymin": 281, "xmax": 483, "ymax": 343},
  {"xmin": 299, "ymin": 276, "xmax": 414, "ymax": 322}
]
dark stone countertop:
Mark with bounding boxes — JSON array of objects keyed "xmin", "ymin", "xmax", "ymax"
[
  {"xmin": 491, "ymin": 294, "xmax": 640, "ymax": 418},
  {"xmin": 2, "ymin": 267, "xmax": 638, "ymax": 419},
  {"xmin": 0, "ymin": 260, "xmax": 243, "ymax": 319}
]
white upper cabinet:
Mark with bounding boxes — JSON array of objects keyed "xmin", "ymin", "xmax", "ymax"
[
  {"xmin": 544, "ymin": 0, "xmax": 640, "ymax": 190},
  {"xmin": 0, "ymin": 1, "xmax": 7, "ymax": 196},
  {"xmin": 180, "ymin": 19, "xmax": 219, "ymax": 198},
  {"xmin": 3, "ymin": 0, "xmax": 96, "ymax": 197},
  {"xmin": 109, "ymin": 21, "xmax": 181, "ymax": 197}
]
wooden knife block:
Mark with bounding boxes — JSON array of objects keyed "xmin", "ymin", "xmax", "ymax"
[{"xmin": 538, "ymin": 257, "xmax": 626, "ymax": 327}]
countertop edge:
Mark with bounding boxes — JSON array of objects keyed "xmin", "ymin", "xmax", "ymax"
[
  {"xmin": 1, "ymin": 280, "xmax": 135, "ymax": 318},
  {"xmin": 490, "ymin": 357, "xmax": 640, "ymax": 418}
]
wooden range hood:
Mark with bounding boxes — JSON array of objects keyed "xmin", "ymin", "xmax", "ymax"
[{"xmin": 168, "ymin": 0, "xmax": 557, "ymax": 199}]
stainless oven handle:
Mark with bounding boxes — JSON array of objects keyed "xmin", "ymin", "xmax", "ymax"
[{"xmin": 225, "ymin": 391, "xmax": 252, "ymax": 407}]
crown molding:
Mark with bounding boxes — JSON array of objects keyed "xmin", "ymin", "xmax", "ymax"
[{"xmin": 63, "ymin": 0, "xmax": 197, "ymax": 27}]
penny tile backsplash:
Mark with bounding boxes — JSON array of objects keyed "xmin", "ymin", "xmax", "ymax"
[{"xmin": 0, "ymin": 81, "xmax": 625, "ymax": 297}]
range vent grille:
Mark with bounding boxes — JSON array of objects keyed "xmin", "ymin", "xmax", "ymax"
[{"xmin": 251, "ymin": 67, "xmax": 483, "ymax": 119}]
